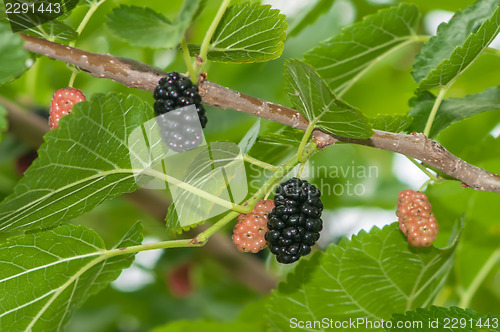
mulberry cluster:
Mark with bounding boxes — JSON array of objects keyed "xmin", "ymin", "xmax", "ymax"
[
  {"xmin": 233, "ymin": 200, "xmax": 275, "ymax": 253},
  {"xmin": 153, "ymin": 72, "xmax": 207, "ymax": 152},
  {"xmin": 266, "ymin": 178, "xmax": 323, "ymax": 264},
  {"xmin": 396, "ymin": 189, "xmax": 439, "ymax": 247}
]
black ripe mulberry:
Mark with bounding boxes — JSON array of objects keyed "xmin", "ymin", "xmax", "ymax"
[
  {"xmin": 266, "ymin": 178, "xmax": 323, "ymax": 264},
  {"xmin": 153, "ymin": 72, "xmax": 207, "ymax": 152}
]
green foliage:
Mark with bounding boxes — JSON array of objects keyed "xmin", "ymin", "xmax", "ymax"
[
  {"xmin": 24, "ymin": 20, "xmax": 78, "ymax": 44},
  {"xmin": 0, "ymin": 104, "xmax": 6, "ymax": 143},
  {"xmin": 151, "ymin": 320, "xmax": 260, "ymax": 332},
  {"xmin": 284, "ymin": 60, "xmax": 372, "ymax": 138},
  {"xmin": 107, "ymin": 6, "xmax": 174, "ymax": 49},
  {"xmin": 258, "ymin": 128, "xmax": 304, "ymax": 147},
  {"xmin": 0, "ymin": 93, "xmax": 152, "ymax": 233},
  {"xmin": 389, "ymin": 306, "xmax": 500, "ymax": 331},
  {"xmin": 0, "ymin": 222, "xmax": 142, "ymax": 331},
  {"xmin": 0, "ymin": 0, "xmax": 500, "ymax": 330},
  {"xmin": 287, "ymin": 0, "xmax": 334, "ymax": 37},
  {"xmin": 0, "ymin": 22, "xmax": 29, "ymax": 86},
  {"xmin": 268, "ymin": 223, "xmax": 459, "ymax": 330},
  {"xmin": 408, "ymin": 86, "xmax": 500, "ymax": 137},
  {"xmin": 414, "ymin": 0, "xmax": 500, "ymax": 90},
  {"xmin": 304, "ymin": 3, "xmax": 420, "ymax": 94},
  {"xmin": 371, "ymin": 114, "xmax": 413, "ymax": 133},
  {"xmin": 190, "ymin": 2, "xmax": 287, "ymax": 63}
]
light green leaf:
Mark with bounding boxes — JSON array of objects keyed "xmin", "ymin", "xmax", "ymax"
[
  {"xmin": 258, "ymin": 128, "xmax": 304, "ymax": 147},
  {"xmin": 415, "ymin": 1, "xmax": 500, "ymax": 90},
  {"xmin": 238, "ymin": 119, "xmax": 261, "ymax": 154},
  {"xmin": 304, "ymin": 3, "xmax": 420, "ymax": 94},
  {"xmin": 107, "ymin": 5, "xmax": 175, "ymax": 49},
  {"xmin": 107, "ymin": 1, "xmax": 202, "ymax": 49},
  {"xmin": 0, "ymin": 104, "xmax": 7, "ymax": 143},
  {"xmin": 165, "ymin": 202, "xmax": 204, "ymax": 235},
  {"xmin": 0, "ymin": 222, "xmax": 142, "ymax": 331},
  {"xmin": 288, "ymin": 0, "xmax": 334, "ymax": 37},
  {"xmin": 284, "ymin": 60, "xmax": 372, "ymax": 138},
  {"xmin": 389, "ymin": 306, "xmax": 500, "ymax": 331},
  {"xmin": 371, "ymin": 114, "xmax": 413, "ymax": 133},
  {"xmin": 267, "ymin": 223, "xmax": 458, "ymax": 330},
  {"xmin": 0, "ymin": 22, "xmax": 29, "ymax": 86},
  {"xmin": 197, "ymin": 2, "xmax": 287, "ymax": 63},
  {"xmin": 24, "ymin": 20, "xmax": 78, "ymax": 44},
  {"xmin": 407, "ymin": 86, "xmax": 500, "ymax": 137},
  {"xmin": 0, "ymin": 93, "xmax": 153, "ymax": 233}
]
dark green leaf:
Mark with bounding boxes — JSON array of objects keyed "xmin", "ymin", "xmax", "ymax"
[
  {"xmin": 284, "ymin": 60, "xmax": 373, "ymax": 138},
  {"xmin": 304, "ymin": 3, "xmax": 420, "ymax": 94},
  {"xmin": 0, "ymin": 93, "xmax": 153, "ymax": 233},
  {"xmin": 371, "ymin": 114, "xmax": 413, "ymax": 133},
  {"xmin": 389, "ymin": 306, "xmax": 500, "ymax": 331},
  {"xmin": 0, "ymin": 222, "xmax": 142, "ymax": 331},
  {"xmin": 415, "ymin": 0, "xmax": 500, "ymax": 90},
  {"xmin": 408, "ymin": 86, "xmax": 500, "ymax": 137},
  {"xmin": 107, "ymin": 5, "xmax": 175, "ymax": 49},
  {"xmin": 0, "ymin": 22, "xmax": 29, "ymax": 86},
  {"xmin": 197, "ymin": 2, "xmax": 287, "ymax": 63},
  {"xmin": 267, "ymin": 223, "xmax": 459, "ymax": 330},
  {"xmin": 288, "ymin": 0, "xmax": 334, "ymax": 37}
]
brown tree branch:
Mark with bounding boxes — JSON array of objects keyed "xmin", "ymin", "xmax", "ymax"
[{"xmin": 20, "ymin": 34, "xmax": 500, "ymax": 193}]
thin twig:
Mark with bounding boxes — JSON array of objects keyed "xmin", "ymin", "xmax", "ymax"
[{"xmin": 19, "ymin": 34, "xmax": 500, "ymax": 194}]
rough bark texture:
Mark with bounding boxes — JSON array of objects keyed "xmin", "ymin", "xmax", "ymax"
[{"xmin": 20, "ymin": 34, "xmax": 500, "ymax": 193}]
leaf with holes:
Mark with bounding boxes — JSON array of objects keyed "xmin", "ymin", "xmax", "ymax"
[
  {"xmin": 0, "ymin": 222, "xmax": 142, "ymax": 331},
  {"xmin": 267, "ymin": 223, "xmax": 458, "ymax": 330},
  {"xmin": 408, "ymin": 86, "xmax": 500, "ymax": 137},
  {"xmin": 284, "ymin": 60, "xmax": 372, "ymax": 138},
  {"xmin": 371, "ymin": 114, "xmax": 413, "ymax": 133},
  {"xmin": 304, "ymin": 3, "xmax": 420, "ymax": 94},
  {"xmin": 0, "ymin": 93, "xmax": 153, "ymax": 233},
  {"xmin": 190, "ymin": 3, "xmax": 287, "ymax": 63},
  {"xmin": 414, "ymin": 0, "xmax": 500, "ymax": 90},
  {"xmin": 389, "ymin": 306, "xmax": 500, "ymax": 331}
]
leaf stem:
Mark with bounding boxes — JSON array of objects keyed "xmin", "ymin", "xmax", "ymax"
[
  {"xmin": 190, "ymin": 211, "xmax": 240, "ymax": 244},
  {"xmin": 71, "ymin": 0, "xmax": 106, "ymax": 45},
  {"xmin": 243, "ymin": 154, "xmax": 278, "ymax": 172},
  {"xmin": 418, "ymin": 178, "xmax": 433, "ymax": 192},
  {"xmin": 298, "ymin": 121, "xmax": 316, "ymax": 163},
  {"xmin": 105, "ymin": 239, "xmax": 197, "ymax": 258},
  {"xmin": 67, "ymin": 0, "xmax": 106, "ymax": 86},
  {"xmin": 407, "ymin": 156, "xmax": 439, "ymax": 182},
  {"xmin": 197, "ymin": 0, "xmax": 231, "ymax": 70},
  {"xmin": 143, "ymin": 168, "xmax": 249, "ymax": 213},
  {"xmin": 423, "ymin": 87, "xmax": 448, "ymax": 137},
  {"xmin": 181, "ymin": 37, "xmax": 198, "ymax": 83},
  {"xmin": 459, "ymin": 249, "xmax": 500, "ymax": 308}
]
